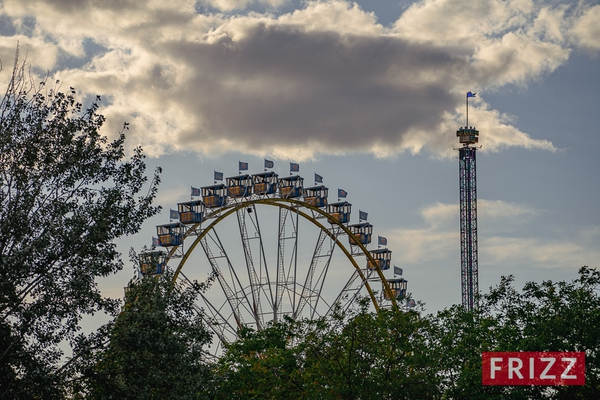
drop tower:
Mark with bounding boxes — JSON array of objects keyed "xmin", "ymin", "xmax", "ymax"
[{"xmin": 457, "ymin": 92, "xmax": 479, "ymax": 311}]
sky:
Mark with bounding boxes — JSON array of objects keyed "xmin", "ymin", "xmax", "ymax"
[{"xmin": 1, "ymin": 0, "xmax": 598, "ymax": 326}]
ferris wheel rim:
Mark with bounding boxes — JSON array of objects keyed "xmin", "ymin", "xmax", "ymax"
[{"xmin": 164, "ymin": 197, "xmax": 397, "ymax": 313}]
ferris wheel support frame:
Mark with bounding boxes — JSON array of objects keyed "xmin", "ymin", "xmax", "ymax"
[{"xmin": 164, "ymin": 197, "xmax": 397, "ymax": 331}]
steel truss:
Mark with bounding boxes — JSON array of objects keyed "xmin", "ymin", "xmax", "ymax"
[
  {"xmin": 459, "ymin": 147, "xmax": 478, "ymax": 311},
  {"xmin": 156, "ymin": 197, "xmax": 397, "ymax": 355}
]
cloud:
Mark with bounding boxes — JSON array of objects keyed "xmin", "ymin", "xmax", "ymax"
[
  {"xmin": 482, "ymin": 235, "xmax": 600, "ymax": 270},
  {"xmin": 569, "ymin": 4, "xmax": 600, "ymax": 53},
  {"xmin": 199, "ymin": 0, "xmax": 288, "ymax": 12},
  {"xmin": 385, "ymin": 200, "xmax": 597, "ymax": 270},
  {"xmin": 0, "ymin": 0, "xmax": 593, "ymax": 159}
]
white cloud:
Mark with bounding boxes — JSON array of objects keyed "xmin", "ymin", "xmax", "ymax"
[
  {"xmin": 385, "ymin": 200, "xmax": 597, "ymax": 270},
  {"xmin": 478, "ymin": 199, "xmax": 538, "ymax": 220},
  {"xmin": 393, "ymin": 0, "xmax": 534, "ymax": 47},
  {"xmin": 569, "ymin": 4, "xmax": 600, "ymax": 53},
  {"xmin": 482, "ymin": 236, "xmax": 600, "ymax": 269},
  {"xmin": 199, "ymin": 0, "xmax": 288, "ymax": 12},
  {"xmin": 0, "ymin": 0, "xmax": 593, "ymax": 159}
]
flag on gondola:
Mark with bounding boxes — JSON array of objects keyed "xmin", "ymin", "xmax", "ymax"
[
  {"xmin": 338, "ymin": 188, "xmax": 347, "ymax": 198},
  {"xmin": 290, "ymin": 162, "xmax": 300, "ymax": 172},
  {"xmin": 378, "ymin": 235, "xmax": 387, "ymax": 246},
  {"xmin": 407, "ymin": 299, "xmax": 416, "ymax": 308},
  {"xmin": 359, "ymin": 210, "xmax": 368, "ymax": 221},
  {"xmin": 152, "ymin": 237, "xmax": 161, "ymax": 247},
  {"xmin": 239, "ymin": 161, "xmax": 248, "ymax": 171},
  {"xmin": 265, "ymin": 159, "xmax": 274, "ymax": 169},
  {"xmin": 467, "ymin": 91, "xmax": 476, "ymax": 98},
  {"xmin": 170, "ymin": 209, "xmax": 179, "ymax": 220},
  {"xmin": 315, "ymin": 173, "xmax": 323, "ymax": 183},
  {"xmin": 214, "ymin": 171, "xmax": 223, "ymax": 181},
  {"xmin": 191, "ymin": 186, "xmax": 201, "ymax": 197},
  {"xmin": 394, "ymin": 266, "xmax": 403, "ymax": 276}
]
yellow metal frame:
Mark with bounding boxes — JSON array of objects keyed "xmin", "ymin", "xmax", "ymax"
[{"xmin": 164, "ymin": 197, "xmax": 397, "ymax": 316}]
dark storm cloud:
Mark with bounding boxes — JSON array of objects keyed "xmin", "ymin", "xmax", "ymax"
[
  {"xmin": 1, "ymin": 0, "xmax": 575, "ymax": 157},
  {"xmin": 164, "ymin": 24, "xmax": 463, "ymax": 152}
]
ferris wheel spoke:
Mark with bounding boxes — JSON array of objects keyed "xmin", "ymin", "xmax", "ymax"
[
  {"xmin": 294, "ymin": 229, "xmax": 327, "ymax": 319},
  {"xmin": 289, "ymin": 206, "xmax": 300, "ymax": 314},
  {"xmin": 176, "ymin": 271, "xmax": 238, "ymax": 344},
  {"xmin": 327, "ymin": 267, "xmax": 375, "ymax": 317},
  {"xmin": 200, "ymin": 232, "xmax": 254, "ymax": 329},
  {"xmin": 236, "ymin": 208, "xmax": 266, "ymax": 328},
  {"xmin": 197, "ymin": 292, "xmax": 239, "ymax": 344},
  {"xmin": 274, "ymin": 206, "xmax": 288, "ymax": 319},
  {"xmin": 304, "ymin": 223, "xmax": 344, "ymax": 319},
  {"xmin": 246, "ymin": 204, "xmax": 276, "ymax": 316},
  {"xmin": 207, "ymin": 229, "xmax": 264, "ymax": 327}
]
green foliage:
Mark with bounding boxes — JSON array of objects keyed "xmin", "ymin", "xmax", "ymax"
[
  {"xmin": 430, "ymin": 266, "xmax": 600, "ymax": 399},
  {"xmin": 0, "ymin": 56, "xmax": 160, "ymax": 397},
  {"xmin": 214, "ymin": 304, "xmax": 441, "ymax": 399},
  {"xmin": 84, "ymin": 272, "xmax": 213, "ymax": 399},
  {"xmin": 214, "ymin": 317, "xmax": 309, "ymax": 399},
  {"xmin": 214, "ymin": 268, "xmax": 600, "ymax": 399}
]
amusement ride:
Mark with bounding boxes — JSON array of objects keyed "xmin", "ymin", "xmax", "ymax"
[{"xmin": 137, "ymin": 161, "xmax": 409, "ymax": 354}]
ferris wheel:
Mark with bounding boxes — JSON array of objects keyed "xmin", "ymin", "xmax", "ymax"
[{"xmin": 138, "ymin": 167, "xmax": 408, "ymax": 354}]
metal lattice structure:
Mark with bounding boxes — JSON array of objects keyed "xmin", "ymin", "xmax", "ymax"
[
  {"xmin": 456, "ymin": 91, "xmax": 480, "ymax": 311},
  {"xmin": 139, "ymin": 170, "xmax": 407, "ymax": 356},
  {"xmin": 458, "ymin": 145, "xmax": 478, "ymax": 311}
]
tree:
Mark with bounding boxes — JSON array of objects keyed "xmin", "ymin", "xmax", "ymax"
[
  {"xmin": 84, "ymin": 271, "xmax": 214, "ymax": 399},
  {"xmin": 213, "ymin": 317, "xmax": 309, "ymax": 399},
  {"xmin": 0, "ymin": 55, "xmax": 160, "ymax": 398},
  {"xmin": 430, "ymin": 266, "xmax": 600, "ymax": 399},
  {"xmin": 303, "ymin": 305, "xmax": 441, "ymax": 399},
  {"xmin": 213, "ymin": 301, "xmax": 442, "ymax": 399}
]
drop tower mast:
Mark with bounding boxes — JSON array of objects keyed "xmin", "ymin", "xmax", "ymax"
[{"xmin": 457, "ymin": 92, "xmax": 479, "ymax": 311}]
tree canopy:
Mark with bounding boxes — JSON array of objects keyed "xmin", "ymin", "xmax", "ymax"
[
  {"xmin": 0, "ymin": 56, "xmax": 160, "ymax": 398},
  {"xmin": 212, "ymin": 267, "xmax": 600, "ymax": 399},
  {"xmin": 0, "ymin": 53, "xmax": 597, "ymax": 400},
  {"xmin": 84, "ymin": 271, "xmax": 213, "ymax": 399}
]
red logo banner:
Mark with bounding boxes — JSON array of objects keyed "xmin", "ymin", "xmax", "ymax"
[{"xmin": 482, "ymin": 352, "xmax": 585, "ymax": 386}]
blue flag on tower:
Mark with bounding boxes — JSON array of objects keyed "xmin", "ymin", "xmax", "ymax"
[
  {"xmin": 359, "ymin": 210, "xmax": 368, "ymax": 221},
  {"xmin": 394, "ymin": 266, "xmax": 403, "ymax": 276},
  {"xmin": 338, "ymin": 188, "xmax": 347, "ymax": 198},
  {"xmin": 315, "ymin": 173, "xmax": 323, "ymax": 183},
  {"xmin": 467, "ymin": 91, "xmax": 476, "ymax": 98},
  {"xmin": 191, "ymin": 186, "xmax": 201, "ymax": 197},
  {"xmin": 239, "ymin": 161, "xmax": 248, "ymax": 171},
  {"xmin": 214, "ymin": 170, "xmax": 223, "ymax": 181},
  {"xmin": 265, "ymin": 159, "xmax": 274, "ymax": 169},
  {"xmin": 290, "ymin": 162, "xmax": 300, "ymax": 172},
  {"xmin": 378, "ymin": 235, "xmax": 387, "ymax": 246},
  {"xmin": 170, "ymin": 209, "xmax": 179, "ymax": 220},
  {"xmin": 152, "ymin": 236, "xmax": 161, "ymax": 247}
]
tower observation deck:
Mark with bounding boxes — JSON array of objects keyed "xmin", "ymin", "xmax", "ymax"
[{"xmin": 457, "ymin": 92, "xmax": 479, "ymax": 311}]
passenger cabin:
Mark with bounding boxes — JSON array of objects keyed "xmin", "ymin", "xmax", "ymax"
[
  {"xmin": 177, "ymin": 201, "xmax": 204, "ymax": 224},
  {"xmin": 278, "ymin": 175, "xmax": 304, "ymax": 198},
  {"xmin": 456, "ymin": 126, "xmax": 479, "ymax": 145},
  {"xmin": 227, "ymin": 174, "xmax": 253, "ymax": 198},
  {"xmin": 252, "ymin": 171, "xmax": 278, "ymax": 196},
  {"xmin": 327, "ymin": 201, "xmax": 351, "ymax": 224},
  {"xmin": 303, "ymin": 185, "xmax": 328, "ymax": 207},
  {"xmin": 156, "ymin": 223, "xmax": 185, "ymax": 247},
  {"xmin": 367, "ymin": 248, "xmax": 391, "ymax": 271},
  {"xmin": 383, "ymin": 278, "xmax": 407, "ymax": 300},
  {"xmin": 202, "ymin": 184, "xmax": 228, "ymax": 207},
  {"xmin": 349, "ymin": 222, "xmax": 372, "ymax": 245},
  {"xmin": 139, "ymin": 251, "xmax": 167, "ymax": 275}
]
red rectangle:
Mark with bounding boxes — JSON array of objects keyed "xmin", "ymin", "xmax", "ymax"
[{"xmin": 482, "ymin": 352, "xmax": 585, "ymax": 386}]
